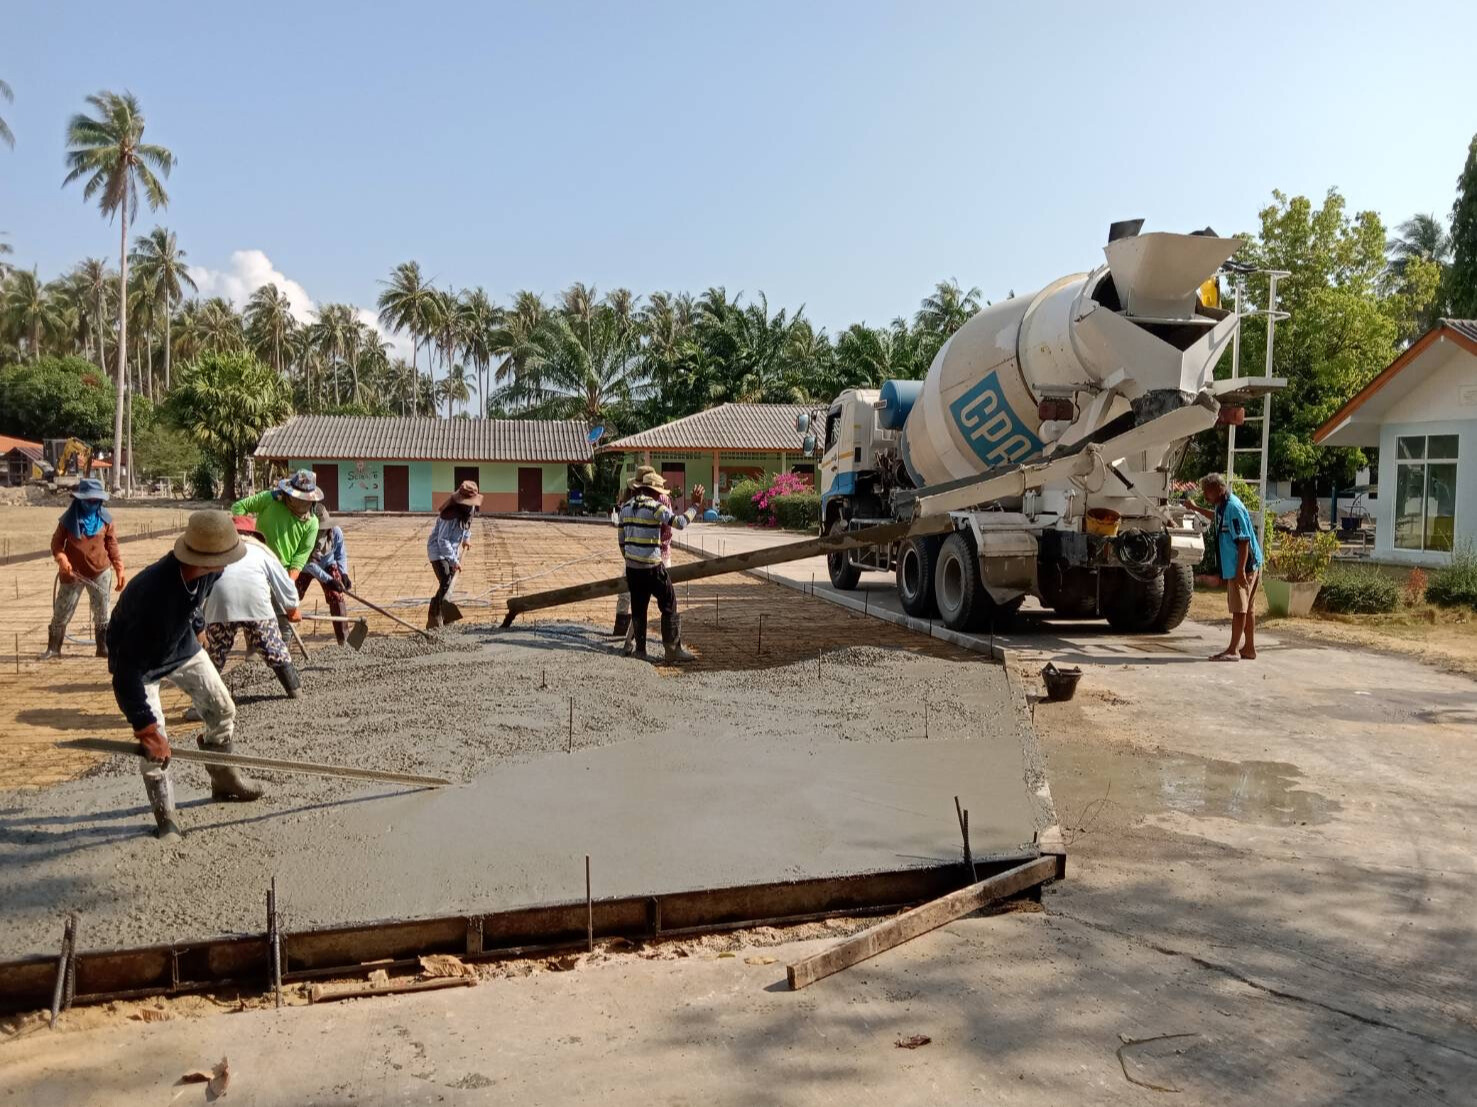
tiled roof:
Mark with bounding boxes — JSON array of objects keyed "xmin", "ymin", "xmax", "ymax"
[
  {"xmin": 603, "ymin": 403, "xmax": 808, "ymax": 452},
  {"xmin": 0, "ymin": 435, "xmax": 43, "ymax": 454},
  {"xmin": 255, "ymin": 416, "xmax": 593, "ymax": 462},
  {"xmin": 2, "ymin": 444, "xmax": 43, "ymax": 461},
  {"xmin": 1443, "ymin": 318, "xmax": 1477, "ymax": 345}
]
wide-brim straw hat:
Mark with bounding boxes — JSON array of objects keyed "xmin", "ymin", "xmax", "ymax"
[
  {"xmin": 175, "ymin": 510, "xmax": 249, "ymax": 569},
  {"xmin": 313, "ymin": 504, "xmax": 333, "ymax": 530},
  {"xmin": 72, "ymin": 478, "xmax": 109, "ymax": 502},
  {"xmin": 276, "ymin": 469, "xmax": 325, "ymax": 502},
  {"xmin": 634, "ymin": 470, "xmax": 670, "ymax": 494},
  {"xmin": 450, "ymin": 480, "xmax": 483, "ymax": 507}
]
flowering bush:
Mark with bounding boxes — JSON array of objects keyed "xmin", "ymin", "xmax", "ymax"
[{"xmin": 752, "ymin": 471, "xmax": 813, "ymax": 527}]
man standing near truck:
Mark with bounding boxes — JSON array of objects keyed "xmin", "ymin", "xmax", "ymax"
[
  {"xmin": 617, "ymin": 471, "xmax": 703, "ymax": 663},
  {"xmin": 1183, "ymin": 473, "xmax": 1262, "ymax": 661}
]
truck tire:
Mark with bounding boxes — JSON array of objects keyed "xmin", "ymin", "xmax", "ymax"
[
  {"xmin": 827, "ymin": 518, "xmax": 862, "ymax": 591},
  {"xmin": 1148, "ymin": 563, "xmax": 1194, "ymax": 632},
  {"xmin": 1101, "ymin": 568, "xmax": 1166, "ymax": 633},
  {"xmin": 896, "ymin": 535, "xmax": 942, "ymax": 617}
]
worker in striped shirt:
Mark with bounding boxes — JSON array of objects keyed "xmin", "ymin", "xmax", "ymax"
[{"xmin": 618, "ymin": 470, "xmax": 703, "ymax": 662}]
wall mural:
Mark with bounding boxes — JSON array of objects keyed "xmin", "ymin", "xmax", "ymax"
[{"xmin": 346, "ymin": 460, "xmax": 383, "ymax": 505}]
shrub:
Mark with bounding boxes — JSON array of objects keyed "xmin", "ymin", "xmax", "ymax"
[
  {"xmin": 770, "ymin": 492, "xmax": 821, "ymax": 531},
  {"xmin": 1316, "ymin": 568, "xmax": 1399, "ymax": 614},
  {"xmin": 1266, "ymin": 529, "xmax": 1339, "ymax": 583},
  {"xmin": 725, "ymin": 479, "xmax": 762, "ymax": 523},
  {"xmin": 753, "ymin": 471, "xmax": 813, "ymax": 526},
  {"xmin": 1403, "ymin": 567, "xmax": 1428, "ymax": 606},
  {"xmin": 1427, "ymin": 543, "xmax": 1477, "ymax": 610},
  {"xmin": 188, "ymin": 460, "xmax": 218, "ymax": 501}
]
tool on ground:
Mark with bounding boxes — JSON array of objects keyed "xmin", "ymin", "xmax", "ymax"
[
  {"xmin": 301, "ymin": 613, "xmax": 370, "ymax": 650},
  {"xmin": 268, "ymin": 878, "xmax": 282, "ymax": 1009},
  {"xmin": 440, "ymin": 598, "xmax": 464, "ymax": 625},
  {"xmin": 341, "ymin": 587, "xmax": 435, "ymax": 640},
  {"xmin": 954, "ymin": 796, "xmax": 977, "ymax": 882},
  {"xmin": 62, "ymin": 737, "xmax": 453, "ymax": 788}
]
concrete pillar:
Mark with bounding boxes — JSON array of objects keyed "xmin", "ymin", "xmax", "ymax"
[{"xmin": 712, "ymin": 449, "xmax": 720, "ymax": 510}]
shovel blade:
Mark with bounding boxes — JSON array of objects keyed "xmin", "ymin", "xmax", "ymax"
[
  {"xmin": 441, "ymin": 599, "xmax": 464, "ymax": 626},
  {"xmin": 347, "ymin": 618, "xmax": 369, "ymax": 650}
]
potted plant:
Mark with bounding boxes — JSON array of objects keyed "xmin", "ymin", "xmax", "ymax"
[{"xmin": 1263, "ymin": 530, "xmax": 1339, "ymax": 616}]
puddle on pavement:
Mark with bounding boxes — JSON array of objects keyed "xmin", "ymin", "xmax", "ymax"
[{"xmin": 1049, "ymin": 741, "xmax": 1340, "ymax": 826}]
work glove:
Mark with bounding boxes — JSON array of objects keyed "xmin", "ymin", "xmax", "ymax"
[
  {"xmin": 287, "ymin": 568, "xmax": 301, "ymax": 582},
  {"xmin": 286, "ymin": 607, "xmax": 302, "ymax": 623},
  {"xmin": 54, "ymin": 555, "xmax": 76, "ymax": 584},
  {"xmin": 135, "ymin": 723, "xmax": 172, "ymax": 765},
  {"xmin": 112, "ymin": 564, "xmax": 126, "ymax": 591},
  {"xmin": 338, "ymin": 573, "xmax": 353, "ymax": 592},
  {"xmin": 324, "ymin": 569, "xmax": 345, "ymax": 593}
]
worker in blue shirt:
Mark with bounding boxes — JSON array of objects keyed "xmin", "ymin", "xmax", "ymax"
[{"xmin": 1183, "ymin": 472, "xmax": 1263, "ymax": 661}]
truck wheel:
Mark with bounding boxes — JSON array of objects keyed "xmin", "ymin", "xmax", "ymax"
[
  {"xmin": 827, "ymin": 519, "xmax": 862, "ymax": 591},
  {"xmin": 1148, "ymin": 564, "xmax": 1194, "ymax": 632},
  {"xmin": 896, "ymin": 535, "xmax": 942, "ymax": 617},
  {"xmin": 934, "ymin": 532, "xmax": 984, "ymax": 631},
  {"xmin": 1101, "ymin": 568, "xmax": 1166, "ymax": 633}
]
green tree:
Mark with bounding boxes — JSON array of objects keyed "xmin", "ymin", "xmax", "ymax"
[
  {"xmin": 376, "ymin": 261, "xmax": 430, "ymax": 413},
  {"xmin": 63, "ymin": 91, "xmax": 174, "ymax": 492},
  {"xmin": 244, "ymin": 283, "xmax": 295, "ymax": 377},
  {"xmin": 0, "ymin": 355, "xmax": 115, "ymax": 440},
  {"xmin": 1235, "ymin": 189, "xmax": 1397, "ymax": 486},
  {"xmin": 166, "ymin": 350, "xmax": 291, "ymax": 500},
  {"xmin": 1448, "ymin": 134, "xmax": 1477, "ymax": 318},
  {"xmin": 1, "ymin": 269, "xmax": 65, "ymax": 358},
  {"xmin": 130, "ymin": 226, "xmax": 195, "ymax": 391}
]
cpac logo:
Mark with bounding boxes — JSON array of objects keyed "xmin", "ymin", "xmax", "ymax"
[{"xmin": 948, "ymin": 372, "xmax": 1043, "ymax": 468}]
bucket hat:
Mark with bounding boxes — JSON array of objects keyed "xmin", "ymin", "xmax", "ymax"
[
  {"xmin": 450, "ymin": 480, "xmax": 483, "ymax": 507},
  {"xmin": 175, "ymin": 510, "xmax": 249, "ymax": 569},
  {"xmin": 71, "ymin": 478, "xmax": 109, "ymax": 502},
  {"xmin": 634, "ymin": 470, "xmax": 670, "ymax": 494},
  {"xmin": 276, "ymin": 469, "xmax": 325, "ymax": 502},
  {"xmin": 313, "ymin": 504, "xmax": 334, "ymax": 530}
]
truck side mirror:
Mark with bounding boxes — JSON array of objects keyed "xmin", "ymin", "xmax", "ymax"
[
  {"xmin": 803, "ymin": 432, "xmax": 816, "ymax": 457},
  {"xmin": 795, "ymin": 413, "xmax": 810, "ymax": 435}
]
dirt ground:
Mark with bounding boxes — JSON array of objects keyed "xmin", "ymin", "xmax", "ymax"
[
  {"xmin": 2, "ymin": 515, "xmax": 1474, "ymax": 1104},
  {"xmin": 0, "ymin": 503, "xmax": 194, "ymax": 560}
]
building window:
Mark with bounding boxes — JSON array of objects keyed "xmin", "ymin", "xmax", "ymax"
[{"xmin": 1394, "ymin": 434, "xmax": 1458, "ymax": 552}]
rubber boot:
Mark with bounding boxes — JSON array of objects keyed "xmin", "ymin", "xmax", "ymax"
[
  {"xmin": 42, "ymin": 626, "xmax": 64, "ymax": 661},
  {"xmin": 662, "ymin": 613, "xmax": 696, "ymax": 664},
  {"xmin": 426, "ymin": 603, "xmax": 443, "ymax": 630},
  {"xmin": 198, "ymin": 736, "xmax": 264, "ymax": 802},
  {"xmin": 274, "ymin": 661, "xmax": 302, "ymax": 699},
  {"xmin": 94, "ymin": 623, "xmax": 109, "ymax": 658},
  {"xmin": 612, "ymin": 593, "xmax": 631, "ymax": 638},
  {"xmin": 629, "ymin": 613, "xmax": 649, "ymax": 661},
  {"xmin": 145, "ymin": 774, "xmax": 182, "ymax": 840}
]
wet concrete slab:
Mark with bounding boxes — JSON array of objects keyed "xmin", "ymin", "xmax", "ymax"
[{"xmin": 0, "ymin": 625, "xmax": 1051, "ymax": 958}]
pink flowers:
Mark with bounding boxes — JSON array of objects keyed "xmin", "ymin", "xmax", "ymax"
[{"xmin": 752, "ymin": 471, "xmax": 813, "ymax": 526}]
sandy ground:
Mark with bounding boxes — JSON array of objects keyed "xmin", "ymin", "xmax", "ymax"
[
  {"xmin": 0, "ymin": 627, "xmax": 1042, "ymax": 958},
  {"xmin": 2, "ymin": 519, "xmax": 1475, "ymax": 1104},
  {"xmin": 0, "ymin": 504, "xmax": 194, "ymax": 560}
]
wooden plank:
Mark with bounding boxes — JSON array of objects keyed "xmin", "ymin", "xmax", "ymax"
[
  {"xmin": 502, "ymin": 515, "xmax": 952, "ymax": 625},
  {"xmin": 60, "ymin": 737, "xmax": 453, "ymax": 788},
  {"xmin": 785, "ymin": 855, "xmax": 1057, "ymax": 990},
  {"xmin": 308, "ymin": 975, "xmax": 475, "ymax": 1003}
]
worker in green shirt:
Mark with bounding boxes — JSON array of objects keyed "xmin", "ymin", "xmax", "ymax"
[{"xmin": 230, "ymin": 469, "xmax": 324, "ymax": 581}]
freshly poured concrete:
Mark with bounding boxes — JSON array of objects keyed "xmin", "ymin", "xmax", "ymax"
[{"xmin": 0, "ymin": 626, "xmax": 1048, "ymax": 957}]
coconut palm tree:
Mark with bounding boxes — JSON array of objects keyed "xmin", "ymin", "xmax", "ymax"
[
  {"xmin": 376, "ymin": 261, "xmax": 430, "ymax": 413},
  {"xmin": 2, "ymin": 269, "xmax": 65, "ymax": 358},
  {"xmin": 197, "ymin": 297, "xmax": 244, "ymax": 354},
  {"xmin": 309, "ymin": 302, "xmax": 357, "ymax": 406},
  {"xmin": 914, "ymin": 278, "xmax": 982, "ymax": 338},
  {"xmin": 0, "ymin": 78, "xmax": 13, "ymax": 149},
  {"xmin": 457, "ymin": 288, "xmax": 499, "ymax": 418},
  {"xmin": 63, "ymin": 91, "xmax": 174, "ymax": 492},
  {"xmin": 1386, "ymin": 213, "xmax": 1452, "ymax": 278},
  {"xmin": 244, "ymin": 283, "xmax": 295, "ymax": 377},
  {"xmin": 437, "ymin": 362, "xmax": 475, "ymax": 416},
  {"xmin": 503, "ymin": 308, "xmax": 646, "ymax": 424},
  {"xmin": 129, "ymin": 226, "xmax": 195, "ymax": 391},
  {"xmin": 72, "ymin": 258, "xmax": 112, "ymax": 366}
]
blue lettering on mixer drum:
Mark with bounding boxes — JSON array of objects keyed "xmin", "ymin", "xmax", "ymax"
[{"xmin": 948, "ymin": 372, "xmax": 1043, "ymax": 467}]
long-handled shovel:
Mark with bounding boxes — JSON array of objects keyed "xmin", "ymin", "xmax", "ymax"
[
  {"xmin": 340, "ymin": 587, "xmax": 435, "ymax": 641},
  {"xmin": 302, "ymin": 613, "xmax": 370, "ymax": 650}
]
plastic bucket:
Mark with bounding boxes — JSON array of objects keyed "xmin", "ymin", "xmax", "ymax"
[
  {"xmin": 1085, "ymin": 508, "xmax": 1121, "ymax": 537},
  {"xmin": 1041, "ymin": 662, "xmax": 1083, "ymax": 702}
]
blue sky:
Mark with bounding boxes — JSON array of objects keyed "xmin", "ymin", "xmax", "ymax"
[{"xmin": 3, "ymin": 0, "xmax": 1474, "ymax": 344}]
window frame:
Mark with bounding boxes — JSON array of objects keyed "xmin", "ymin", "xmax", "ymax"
[{"xmin": 1393, "ymin": 433, "xmax": 1460, "ymax": 553}]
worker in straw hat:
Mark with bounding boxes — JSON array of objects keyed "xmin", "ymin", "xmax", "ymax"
[
  {"xmin": 42, "ymin": 477, "xmax": 125, "ymax": 660},
  {"xmin": 202, "ymin": 516, "xmax": 305, "ymax": 699},
  {"xmin": 611, "ymin": 465, "xmax": 674, "ymax": 646},
  {"xmin": 107, "ymin": 510, "xmax": 261, "ymax": 840},
  {"xmin": 617, "ymin": 470, "xmax": 703, "ymax": 662},
  {"xmin": 425, "ymin": 479, "xmax": 482, "ymax": 629}
]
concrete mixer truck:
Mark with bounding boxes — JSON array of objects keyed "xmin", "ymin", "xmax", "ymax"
[{"xmin": 801, "ymin": 221, "xmax": 1260, "ymax": 634}]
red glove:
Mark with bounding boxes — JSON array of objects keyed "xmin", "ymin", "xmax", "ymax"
[
  {"xmin": 55, "ymin": 555, "xmax": 76, "ymax": 584},
  {"xmin": 325, "ymin": 568, "xmax": 346, "ymax": 593},
  {"xmin": 287, "ymin": 568, "xmax": 301, "ymax": 582},
  {"xmin": 286, "ymin": 606, "xmax": 302, "ymax": 623},
  {"xmin": 135, "ymin": 723, "xmax": 172, "ymax": 764}
]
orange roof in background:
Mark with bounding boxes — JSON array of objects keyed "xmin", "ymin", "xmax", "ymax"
[
  {"xmin": 0, "ymin": 435, "xmax": 43, "ymax": 454},
  {"xmin": 90, "ymin": 459, "xmax": 113, "ymax": 468}
]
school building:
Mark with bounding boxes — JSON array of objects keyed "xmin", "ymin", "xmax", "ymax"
[
  {"xmin": 253, "ymin": 416, "xmax": 592, "ymax": 513},
  {"xmin": 601, "ymin": 403, "xmax": 814, "ymax": 511}
]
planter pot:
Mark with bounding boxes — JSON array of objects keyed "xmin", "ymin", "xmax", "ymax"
[{"xmin": 1263, "ymin": 576, "xmax": 1322, "ymax": 617}]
